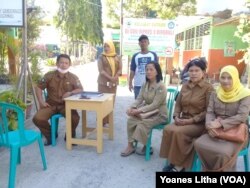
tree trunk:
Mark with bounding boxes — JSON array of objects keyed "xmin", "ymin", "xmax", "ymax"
[{"xmin": 7, "ymin": 47, "xmax": 17, "ymax": 75}]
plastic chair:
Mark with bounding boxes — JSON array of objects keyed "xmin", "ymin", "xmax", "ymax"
[
  {"xmin": 43, "ymin": 89, "xmax": 64, "ymax": 146},
  {"xmin": 143, "ymin": 87, "xmax": 179, "ymax": 161},
  {"xmin": 0, "ymin": 102, "xmax": 47, "ymax": 188}
]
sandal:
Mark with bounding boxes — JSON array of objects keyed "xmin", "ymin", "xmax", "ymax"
[
  {"xmin": 169, "ymin": 167, "xmax": 185, "ymax": 172},
  {"xmin": 162, "ymin": 164, "xmax": 174, "ymax": 172},
  {"xmin": 136, "ymin": 147, "xmax": 153, "ymax": 156},
  {"xmin": 120, "ymin": 148, "xmax": 135, "ymax": 157}
]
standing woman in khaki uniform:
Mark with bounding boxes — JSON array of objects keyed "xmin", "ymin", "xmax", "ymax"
[
  {"xmin": 97, "ymin": 40, "xmax": 122, "ymax": 126},
  {"xmin": 33, "ymin": 54, "xmax": 83, "ymax": 145},
  {"xmin": 121, "ymin": 62, "xmax": 167, "ymax": 157},
  {"xmin": 194, "ymin": 65, "xmax": 250, "ymax": 171},
  {"xmin": 160, "ymin": 58, "xmax": 213, "ymax": 172}
]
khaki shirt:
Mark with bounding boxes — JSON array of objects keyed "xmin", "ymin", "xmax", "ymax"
[
  {"xmin": 131, "ymin": 81, "xmax": 167, "ymax": 119},
  {"xmin": 97, "ymin": 54, "xmax": 122, "ymax": 86},
  {"xmin": 206, "ymin": 92, "xmax": 250, "ymax": 130},
  {"xmin": 37, "ymin": 70, "xmax": 83, "ymax": 105},
  {"xmin": 174, "ymin": 79, "xmax": 214, "ymax": 123}
]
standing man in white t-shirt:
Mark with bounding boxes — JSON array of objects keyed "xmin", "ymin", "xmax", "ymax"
[{"xmin": 129, "ymin": 34, "xmax": 158, "ymax": 99}]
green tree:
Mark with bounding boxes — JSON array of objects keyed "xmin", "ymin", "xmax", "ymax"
[
  {"xmin": 105, "ymin": 0, "xmax": 196, "ymax": 27},
  {"xmin": 55, "ymin": 0, "xmax": 103, "ymax": 44},
  {"xmin": 234, "ymin": 0, "xmax": 250, "ymax": 87}
]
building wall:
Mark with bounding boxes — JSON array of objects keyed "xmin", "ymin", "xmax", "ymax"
[
  {"xmin": 182, "ymin": 50, "xmax": 202, "ymax": 67},
  {"xmin": 211, "ymin": 24, "xmax": 247, "ymax": 49},
  {"xmin": 207, "ymin": 49, "xmax": 245, "ymax": 80},
  {"xmin": 173, "ymin": 18, "xmax": 247, "ymax": 80}
]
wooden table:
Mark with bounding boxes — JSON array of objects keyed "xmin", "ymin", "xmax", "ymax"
[{"xmin": 64, "ymin": 93, "xmax": 114, "ymax": 153}]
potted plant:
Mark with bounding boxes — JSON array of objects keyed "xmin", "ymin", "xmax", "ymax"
[{"xmin": 0, "ymin": 91, "xmax": 26, "ymax": 130}]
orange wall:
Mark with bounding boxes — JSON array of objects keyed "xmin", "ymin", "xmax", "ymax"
[
  {"xmin": 182, "ymin": 50, "xmax": 202, "ymax": 67},
  {"xmin": 207, "ymin": 49, "xmax": 245, "ymax": 80}
]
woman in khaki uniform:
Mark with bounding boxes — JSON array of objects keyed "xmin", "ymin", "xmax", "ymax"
[
  {"xmin": 160, "ymin": 58, "xmax": 213, "ymax": 171},
  {"xmin": 194, "ymin": 65, "xmax": 250, "ymax": 171},
  {"xmin": 121, "ymin": 62, "xmax": 167, "ymax": 157},
  {"xmin": 97, "ymin": 40, "xmax": 122, "ymax": 126}
]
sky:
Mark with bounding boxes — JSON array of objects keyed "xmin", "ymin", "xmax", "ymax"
[{"xmin": 196, "ymin": 0, "xmax": 247, "ymax": 14}]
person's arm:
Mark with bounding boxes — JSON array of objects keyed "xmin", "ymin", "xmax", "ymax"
[
  {"xmin": 126, "ymin": 84, "xmax": 145, "ymax": 116},
  {"xmin": 191, "ymin": 85, "xmax": 214, "ymax": 123},
  {"xmin": 220, "ymin": 96, "xmax": 250, "ymax": 130},
  {"xmin": 129, "ymin": 54, "xmax": 136, "ymax": 91},
  {"xmin": 153, "ymin": 52, "xmax": 159, "ymax": 63},
  {"xmin": 97, "ymin": 55, "xmax": 113, "ymax": 81},
  {"xmin": 35, "ymin": 86, "xmax": 51, "ymax": 109},
  {"xmin": 62, "ymin": 76, "xmax": 84, "ymax": 98},
  {"xmin": 112, "ymin": 55, "xmax": 122, "ymax": 83},
  {"xmin": 115, "ymin": 55, "xmax": 122, "ymax": 77},
  {"xmin": 138, "ymin": 84, "xmax": 167, "ymax": 112},
  {"xmin": 35, "ymin": 74, "xmax": 51, "ymax": 109}
]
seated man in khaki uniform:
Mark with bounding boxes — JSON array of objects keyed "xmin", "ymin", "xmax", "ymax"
[{"xmin": 33, "ymin": 54, "xmax": 83, "ymax": 146}]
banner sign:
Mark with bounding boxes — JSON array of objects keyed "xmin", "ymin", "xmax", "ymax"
[
  {"xmin": 0, "ymin": 0, "xmax": 24, "ymax": 27},
  {"xmin": 122, "ymin": 18, "xmax": 176, "ymax": 57}
]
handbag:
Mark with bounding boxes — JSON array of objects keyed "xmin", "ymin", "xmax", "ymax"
[
  {"xmin": 138, "ymin": 109, "xmax": 159, "ymax": 119},
  {"xmin": 214, "ymin": 123, "xmax": 247, "ymax": 143},
  {"xmin": 204, "ymin": 123, "xmax": 247, "ymax": 171}
]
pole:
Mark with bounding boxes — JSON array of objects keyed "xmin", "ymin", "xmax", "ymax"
[
  {"xmin": 120, "ymin": 0, "xmax": 123, "ymax": 57},
  {"xmin": 23, "ymin": 0, "xmax": 27, "ymax": 104},
  {"xmin": 16, "ymin": 1, "xmax": 39, "ymax": 112}
]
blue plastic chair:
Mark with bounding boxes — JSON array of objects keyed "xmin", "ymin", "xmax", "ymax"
[
  {"xmin": 0, "ymin": 102, "xmax": 47, "ymax": 188},
  {"xmin": 43, "ymin": 89, "xmax": 64, "ymax": 146},
  {"xmin": 143, "ymin": 87, "xmax": 178, "ymax": 161}
]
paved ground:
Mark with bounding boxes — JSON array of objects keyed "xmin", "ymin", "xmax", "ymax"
[{"xmin": 0, "ymin": 61, "xmax": 247, "ymax": 188}]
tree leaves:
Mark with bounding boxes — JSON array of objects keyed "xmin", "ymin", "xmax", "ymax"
[
  {"xmin": 55, "ymin": 0, "xmax": 103, "ymax": 45},
  {"xmin": 105, "ymin": 0, "xmax": 196, "ymax": 27}
]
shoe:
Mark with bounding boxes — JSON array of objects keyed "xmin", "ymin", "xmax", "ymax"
[
  {"xmin": 136, "ymin": 147, "xmax": 153, "ymax": 156},
  {"xmin": 162, "ymin": 164, "xmax": 174, "ymax": 172},
  {"xmin": 169, "ymin": 167, "xmax": 185, "ymax": 172},
  {"xmin": 120, "ymin": 148, "xmax": 135, "ymax": 157},
  {"xmin": 44, "ymin": 138, "xmax": 52, "ymax": 146}
]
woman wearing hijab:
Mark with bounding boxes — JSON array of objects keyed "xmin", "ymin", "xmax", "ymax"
[
  {"xmin": 97, "ymin": 40, "xmax": 122, "ymax": 126},
  {"xmin": 194, "ymin": 65, "xmax": 250, "ymax": 171},
  {"xmin": 160, "ymin": 57, "xmax": 214, "ymax": 172}
]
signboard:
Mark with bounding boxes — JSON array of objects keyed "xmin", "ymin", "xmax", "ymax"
[
  {"xmin": 224, "ymin": 41, "xmax": 235, "ymax": 57},
  {"xmin": 122, "ymin": 18, "xmax": 176, "ymax": 57},
  {"xmin": 0, "ymin": 0, "xmax": 24, "ymax": 27}
]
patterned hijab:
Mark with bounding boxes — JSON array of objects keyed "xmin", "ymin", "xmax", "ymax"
[
  {"xmin": 217, "ymin": 65, "xmax": 250, "ymax": 103},
  {"xmin": 102, "ymin": 40, "xmax": 116, "ymax": 76}
]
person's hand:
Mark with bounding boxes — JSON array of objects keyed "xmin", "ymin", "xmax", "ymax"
[
  {"xmin": 129, "ymin": 82, "xmax": 133, "ymax": 92},
  {"xmin": 175, "ymin": 117, "xmax": 193, "ymax": 126},
  {"xmin": 208, "ymin": 128, "xmax": 219, "ymax": 137},
  {"xmin": 39, "ymin": 101, "xmax": 50, "ymax": 109},
  {"xmin": 110, "ymin": 75, "xmax": 119, "ymax": 83},
  {"xmin": 130, "ymin": 108, "xmax": 141, "ymax": 116},
  {"xmin": 174, "ymin": 117, "xmax": 184, "ymax": 126},
  {"xmin": 62, "ymin": 91, "xmax": 72, "ymax": 99},
  {"xmin": 180, "ymin": 118, "xmax": 194, "ymax": 125},
  {"xmin": 126, "ymin": 108, "xmax": 133, "ymax": 116},
  {"xmin": 206, "ymin": 119, "xmax": 222, "ymax": 130}
]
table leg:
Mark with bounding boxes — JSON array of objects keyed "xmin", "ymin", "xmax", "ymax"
[
  {"xmin": 96, "ymin": 111, "xmax": 103, "ymax": 153},
  {"xmin": 82, "ymin": 110, "xmax": 87, "ymax": 137},
  {"xmin": 66, "ymin": 106, "xmax": 72, "ymax": 150},
  {"xmin": 108, "ymin": 111, "xmax": 114, "ymax": 140}
]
